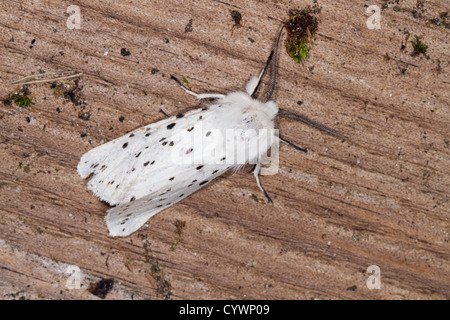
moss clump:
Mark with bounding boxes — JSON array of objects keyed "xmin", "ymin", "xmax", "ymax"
[
  {"xmin": 3, "ymin": 86, "xmax": 33, "ymax": 107},
  {"xmin": 171, "ymin": 220, "xmax": 186, "ymax": 250},
  {"xmin": 411, "ymin": 36, "xmax": 428, "ymax": 54},
  {"xmin": 285, "ymin": 8, "xmax": 318, "ymax": 63}
]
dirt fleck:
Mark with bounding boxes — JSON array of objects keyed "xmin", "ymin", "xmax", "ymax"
[
  {"xmin": 230, "ymin": 10, "xmax": 242, "ymax": 27},
  {"xmin": 123, "ymin": 257, "xmax": 133, "ymax": 272},
  {"xmin": 120, "ymin": 48, "xmax": 131, "ymax": 56},
  {"xmin": 400, "ymin": 31, "xmax": 410, "ymax": 52},
  {"xmin": 185, "ymin": 19, "xmax": 193, "ymax": 33},
  {"xmin": 78, "ymin": 112, "xmax": 91, "ymax": 121},
  {"xmin": 427, "ymin": 11, "xmax": 449, "ymax": 29},
  {"xmin": 87, "ymin": 278, "xmax": 114, "ymax": 299},
  {"xmin": 50, "ymin": 79, "xmax": 86, "ymax": 107}
]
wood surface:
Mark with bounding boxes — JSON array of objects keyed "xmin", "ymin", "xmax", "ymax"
[{"xmin": 0, "ymin": 0, "xmax": 449, "ymax": 299}]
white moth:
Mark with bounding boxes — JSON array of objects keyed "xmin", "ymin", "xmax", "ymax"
[{"xmin": 77, "ymin": 28, "xmax": 343, "ymax": 237}]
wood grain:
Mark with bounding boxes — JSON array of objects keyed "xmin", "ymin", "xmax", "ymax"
[{"xmin": 0, "ymin": 0, "xmax": 448, "ymax": 299}]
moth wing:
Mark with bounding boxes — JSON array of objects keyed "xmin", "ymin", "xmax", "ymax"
[
  {"xmin": 105, "ymin": 165, "xmax": 229, "ymax": 236},
  {"xmin": 78, "ymin": 104, "xmax": 240, "ymax": 236},
  {"xmin": 77, "ymin": 107, "xmax": 210, "ymax": 205}
]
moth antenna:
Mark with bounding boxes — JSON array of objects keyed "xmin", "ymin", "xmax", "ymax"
[
  {"xmin": 277, "ymin": 112, "xmax": 347, "ymax": 139},
  {"xmin": 250, "ymin": 51, "xmax": 273, "ymax": 98},
  {"xmin": 265, "ymin": 25, "xmax": 284, "ymax": 102},
  {"xmin": 250, "ymin": 26, "xmax": 285, "ymax": 101},
  {"xmin": 279, "ymin": 136, "xmax": 307, "ymax": 153},
  {"xmin": 159, "ymin": 108, "xmax": 169, "ymax": 118}
]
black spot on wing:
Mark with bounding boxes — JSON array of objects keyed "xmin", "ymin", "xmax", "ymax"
[{"xmin": 187, "ymin": 179, "xmax": 198, "ymax": 187}]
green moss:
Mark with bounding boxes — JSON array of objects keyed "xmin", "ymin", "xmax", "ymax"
[
  {"xmin": 285, "ymin": 8, "xmax": 318, "ymax": 63},
  {"xmin": 12, "ymin": 94, "xmax": 32, "ymax": 107},
  {"xmin": 287, "ymin": 38, "xmax": 309, "ymax": 62},
  {"xmin": 3, "ymin": 86, "xmax": 33, "ymax": 107},
  {"xmin": 411, "ymin": 36, "xmax": 428, "ymax": 54}
]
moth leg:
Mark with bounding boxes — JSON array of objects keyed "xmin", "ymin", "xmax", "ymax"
[
  {"xmin": 170, "ymin": 75, "xmax": 225, "ymax": 100},
  {"xmin": 253, "ymin": 161, "xmax": 273, "ymax": 203},
  {"xmin": 279, "ymin": 136, "xmax": 307, "ymax": 153}
]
